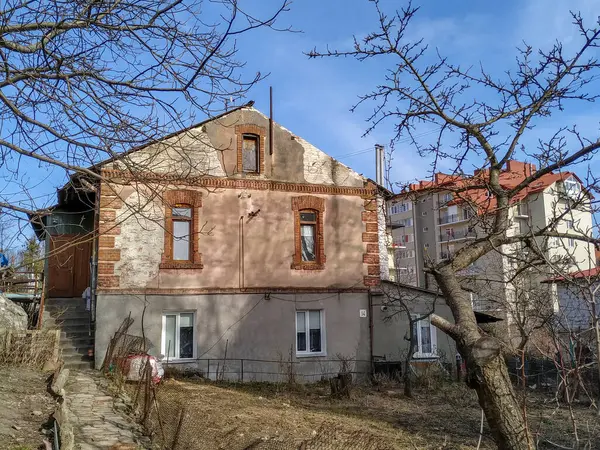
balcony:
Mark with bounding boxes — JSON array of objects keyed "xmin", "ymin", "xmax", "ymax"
[
  {"xmin": 438, "ymin": 229, "xmax": 476, "ymax": 242},
  {"xmin": 438, "ymin": 211, "xmax": 472, "ymax": 225}
]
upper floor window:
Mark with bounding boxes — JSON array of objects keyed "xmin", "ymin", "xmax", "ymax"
[
  {"xmin": 291, "ymin": 196, "xmax": 325, "ymax": 270},
  {"xmin": 300, "ymin": 210, "xmax": 318, "ymax": 262},
  {"xmin": 242, "ymin": 134, "xmax": 259, "ymax": 173},
  {"xmin": 441, "ymin": 193, "xmax": 453, "ymax": 203},
  {"xmin": 161, "ymin": 190, "xmax": 203, "ymax": 269},
  {"xmin": 389, "ymin": 202, "xmax": 411, "ymax": 215},
  {"xmin": 564, "ymin": 177, "xmax": 581, "ymax": 198},
  {"xmin": 172, "ymin": 205, "xmax": 192, "ymax": 261}
]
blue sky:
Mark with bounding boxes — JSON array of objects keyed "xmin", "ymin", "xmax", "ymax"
[{"xmin": 1, "ymin": 0, "xmax": 599, "ymax": 245}]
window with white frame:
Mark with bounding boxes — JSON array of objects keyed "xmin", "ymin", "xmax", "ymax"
[
  {"xmin": 568, "ymin": 237, "xmax": 575, "ymax": 248},
  {"xmin": 566, "ymin": 219, "xmax": 574, "ymax": 230},
  {"xmin": 411, "ymin": 315, "xmax": 437, "ymax": 357},
  {"xmin": 296, "ymin": 310, "xmax": 324, "ymax": 355},
  {"xmin": 162, "ymin": 312, "xmax": 195, "ymax": 359},
  {"xmin": 390, "ymin": 202, "xmax": 412, "ymax": 215},
  {"xmin": 564, "ymin": 177, "xmax": 581, "ymax": 198}
]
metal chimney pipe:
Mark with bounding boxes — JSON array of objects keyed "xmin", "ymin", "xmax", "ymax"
[{"xmin": 375, "ymin": 144, "xmax": 384, "ymax": 185}]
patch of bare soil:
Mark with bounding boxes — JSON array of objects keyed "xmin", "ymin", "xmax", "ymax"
[
  {"xmin": 144, "ymin": 378, "xmax": 600, "ymax": 450},
  {"xmin": 0, "ymin": 367, "xmax": 55, "ymax": 450}
]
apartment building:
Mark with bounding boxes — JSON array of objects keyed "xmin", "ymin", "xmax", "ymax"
[{"xmin": 387, "ymin": 161, "xmax": 596, "ymax": 306}]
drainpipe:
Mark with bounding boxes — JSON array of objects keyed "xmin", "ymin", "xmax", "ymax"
[
  {"xmin": 368, "ymin": 290, "xmax": 374, "ymax": 376},
  {"xmin": 90, "ymin": 181, "xmax": 101, "ymax": 325}
]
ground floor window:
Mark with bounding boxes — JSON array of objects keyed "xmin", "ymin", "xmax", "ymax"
[
  {"xmin": 162, "ymin": 312, "xmax": 195, "ymax": 359},
  {"xmin": 296, "ymin": 310, "xmax": 324, "ymax": 356},
  {"xmin": 411, "ymin": 315, "xmax": 437, "ymax": 357}
]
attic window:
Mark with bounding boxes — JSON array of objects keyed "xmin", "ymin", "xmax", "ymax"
[
  {"xmin": 242, "ymin": 134, "xmax": 259, "ymax": 173},
  {"xmin": 235, "ymin": 124, "xmax": 265, "ymax": 174}
]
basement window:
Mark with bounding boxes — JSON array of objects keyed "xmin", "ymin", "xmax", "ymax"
[
  {"xmin": 411, "ymin": 315, "xmax": 437, "ymax": 358},
  {"xmin": 296, "ymin": 310, "xmax": 325, "ymax": 356},
  {"xmin": 162, "ymin": 312, "xmax": 195, "ymax": 360}
]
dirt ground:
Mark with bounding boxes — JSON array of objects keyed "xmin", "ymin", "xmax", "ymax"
[
  {"xmin": 142, "ymin": 377, "xmax": 600, "ymax": 450},
  {"xmin": 0, "ymin": 367, "xmax": 55, "ymax": 450}
]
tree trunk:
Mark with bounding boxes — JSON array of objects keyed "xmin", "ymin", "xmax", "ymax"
[
  {"xmin": 591, "ymin": 300, "xmax": 600, "ymax": 415},
  {"xmin": 433, "ymin": 266, "xmax": 533, "ymax": 449},
  {"xmin": 464, "ymin": 346, "xmax": 533, "ymax": 450}
]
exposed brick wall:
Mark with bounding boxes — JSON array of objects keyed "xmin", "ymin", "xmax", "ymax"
[
  {"xmin": 97, "ymin": 180, "xmax": 122, "ymax": 289},
  {"xmin": 235, "ymin": 124, "xmax": 266, "ymax": 174},
  {"xmin": 291, "ymin": 195, "xmax": 326, "ymax": 270},
  {"xmin": 161, "ymin": 189, "xmax": 203, "ymax": 269},
  {"xmin": 100, "ymin": 169, "xmax": 375, "ymax": 197},
  {"xmin": 362, "ymin": 197, "xmax": 381, "ymax": 287}
]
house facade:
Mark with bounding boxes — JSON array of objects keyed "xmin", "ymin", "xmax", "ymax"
[{"xmin": 40, "ymin": 105, "xmax": 389, "ymax": 377}]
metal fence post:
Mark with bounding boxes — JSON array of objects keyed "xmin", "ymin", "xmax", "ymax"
[{"xmin": 241, "ymin": 359, "xmax": 244, "ymax": 382}]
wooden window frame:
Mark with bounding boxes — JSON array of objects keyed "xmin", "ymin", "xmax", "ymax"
[
  {"xmin": 235, "ymin": 124, "xmax": 265, "ymax": 175},
  {"xmin": 161, "ymin": 190, "xmax": 203, "ymax": 269},
  {"xmin": 291, "ymin": 196, "xmax": 325, "ymax": 270}
]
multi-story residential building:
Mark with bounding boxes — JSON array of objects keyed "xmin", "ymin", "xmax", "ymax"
[{"xmin": 387, "ymin": 161, "xmax": 596, "ymax": 310}]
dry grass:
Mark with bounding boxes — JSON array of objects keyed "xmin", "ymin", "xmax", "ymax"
[
  {"xmin": 0, "ymin": 329, "xmax": 59, "ymax": 368},
  {"xmin": 129, "ymin": 375, "xmax": 600, "ymax": 450}
]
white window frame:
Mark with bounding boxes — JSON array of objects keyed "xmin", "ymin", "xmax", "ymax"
[
  {"xmin": 566, "ymin": 219, "xmax": 574, "ymax": 230},
  {"xmin": 295, "ymin": 310, "xmax": 326, "ymax": 357},
  {"xmin": 411, "ymin": 314, "xmax": 437, "ymax": 358},
  {"xmin": 568, "ymin": 237, "xmax": 575, "ymax": 248},
  {"xmin": 161, "ymin": 311, "xmax": 196, "ymax": 361},
  {"xmin": 564, "ymin": 177, "xmax": 581, "ymax": 198}
]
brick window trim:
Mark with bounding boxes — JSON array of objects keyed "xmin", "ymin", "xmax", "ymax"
[
  {"xmin": 291, "ymin": 195, "xmax": 326, "ymax": 270},
  {"xmin": 160, "ymin": 189, "xmax": 204, "ymax": 269},
  {"xmin": 235, "ymin": 124, "xmax": 266, "ymax": 175}
]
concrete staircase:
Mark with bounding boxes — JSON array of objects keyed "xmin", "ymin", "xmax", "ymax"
[{"xmin": 43, "ymin": 297, "xmax": 95, "ymax": 370}]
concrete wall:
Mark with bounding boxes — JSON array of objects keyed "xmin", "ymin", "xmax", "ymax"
[
  {"xmin": 555, "ymin": 282, "xmax": 597, "ymax": 330},
  {"xmin": 95, "ymin": 292, "xmax": 371, "ymax": 381},
  {"xmin": 371, "ymin": 288, "xmax": 456, "ymax": 365}
]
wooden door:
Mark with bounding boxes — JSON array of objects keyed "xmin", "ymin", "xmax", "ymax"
[{"xmin": 48, "ymin": 235, "xmax": 92, "ymax": 298}]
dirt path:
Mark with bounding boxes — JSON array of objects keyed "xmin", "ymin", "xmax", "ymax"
[{"xmin": 0, "ymin": 367, "xmax": 55, "ymax": 450}]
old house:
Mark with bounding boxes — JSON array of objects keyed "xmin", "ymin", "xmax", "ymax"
[{"xmin": 33, "ymin": 104, "xmax": 392, "ymax": 376}]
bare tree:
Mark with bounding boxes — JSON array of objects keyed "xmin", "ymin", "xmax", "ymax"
[
  {"xmin": 309, "ymin": 2, "xmax": 600, "ymax": 448},
  {"xmin": 0, "ymin": 0, "xmax": 290, "ymax": 248},
  {"xmin": 380, "ymin": 270, "xmax": 439, "ymax": 397}
]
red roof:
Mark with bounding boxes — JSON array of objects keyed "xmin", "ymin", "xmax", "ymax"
[
  {"xmin": 545, "ymin": 267, "xmax": 600, "ymax": 283},
  {"xmin": 394, "ymin": 160, "xmax": 582, "ymax": 214}
]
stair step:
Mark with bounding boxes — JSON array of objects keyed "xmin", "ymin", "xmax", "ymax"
[
  {"xmin": 51, "ymin": 318, "xmax": 92, "ymax": 328},
  {"xmin": 61, "ymin": 346, "xmax": 94, "ymax": 355},
  {"xmin": 61, "ymin": 331, "xmax": 93, "ymax": 341},
  {"xmin": 63, "ymin": 352, "xmax": 94, "ymax": 362},
  {"xmin": 63, "ymin": 360, "xmax": 95, "ymax": 370},
  {"xmin": 45, "ymin": 310, "xmax": 91, "ymax": 319}
]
